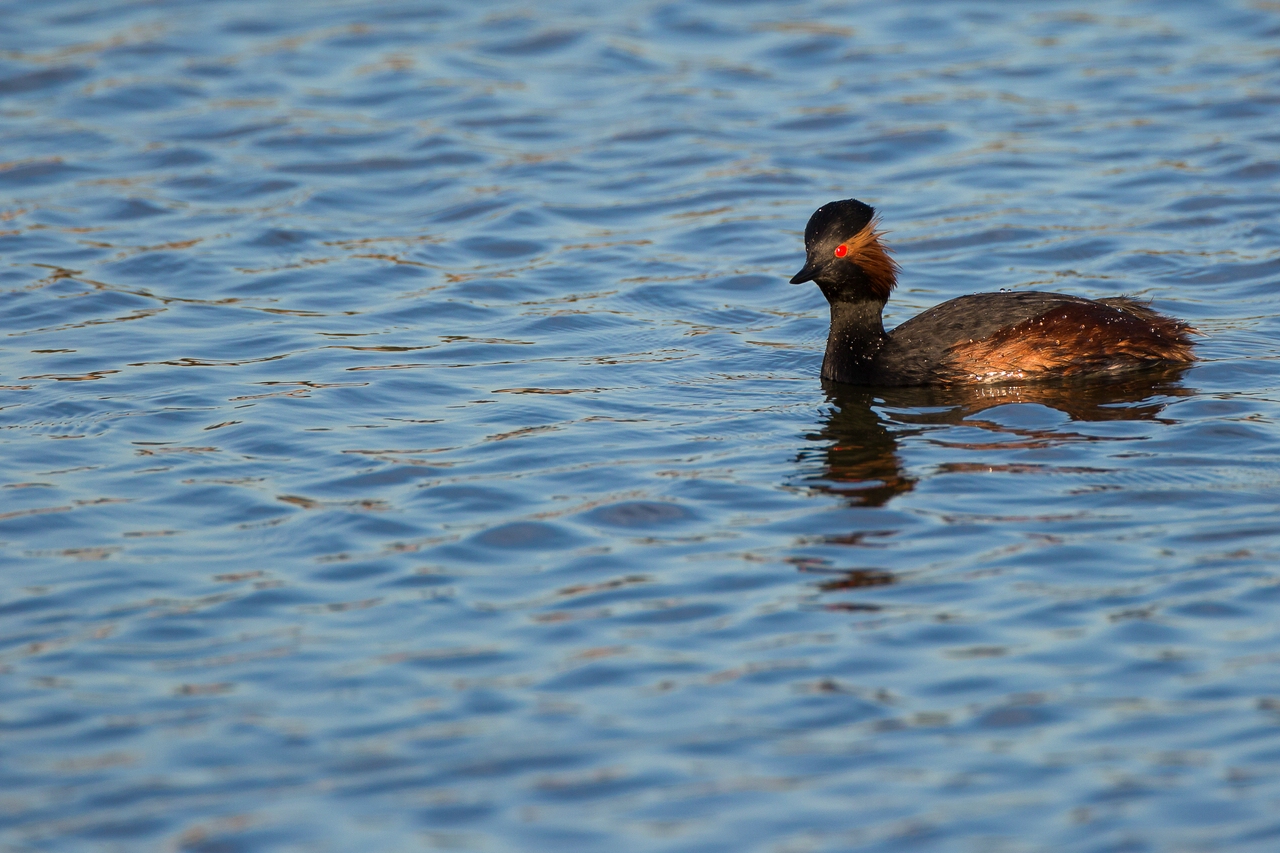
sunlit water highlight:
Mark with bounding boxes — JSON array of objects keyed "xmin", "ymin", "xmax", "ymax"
[{"xmin": 3, "ymin": 1, "xmax": 1280, "ymax": 850}]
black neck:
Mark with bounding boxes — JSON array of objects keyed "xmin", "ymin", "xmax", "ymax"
[{"xmin": 822, "ymin": 298, "xmax": 888, "ymax": 385}]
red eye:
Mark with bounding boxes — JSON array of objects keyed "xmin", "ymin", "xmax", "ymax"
[{"xmin": 834, "ymin": 244, "xmax": 848, "ymax": 258}]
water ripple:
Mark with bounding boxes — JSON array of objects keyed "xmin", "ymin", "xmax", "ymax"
[{"xmin": 2, "ymin": 0, "xmax": 1280, "ymax": 851}]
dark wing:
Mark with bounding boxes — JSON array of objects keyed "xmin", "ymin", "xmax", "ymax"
[
  {"xmin": 875, "ymin": 292, "xmax": 1195, "ymax": 386},
  {"xmin": 939, "ymin": 298, "xmax": 1196, "ymax": 382}
]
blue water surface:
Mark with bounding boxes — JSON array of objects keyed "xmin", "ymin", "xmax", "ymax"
[{"xmin": 3, "ymin": 1, "xmax": 1280, "ymax": 850}]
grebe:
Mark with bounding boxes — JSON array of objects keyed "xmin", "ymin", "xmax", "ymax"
[{"xmin": 791, "ymin": 198, "xmax": 1196, "ymax": 386}]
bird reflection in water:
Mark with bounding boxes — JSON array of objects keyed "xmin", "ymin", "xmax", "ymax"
[{"xmin": 795, "ymin": 365, "xmax": 1194, "ymax": 603}]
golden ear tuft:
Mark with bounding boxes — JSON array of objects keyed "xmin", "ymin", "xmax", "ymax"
[{"xmin": 842, "ymin": 216, "xmax": 899, "ymax": 301}]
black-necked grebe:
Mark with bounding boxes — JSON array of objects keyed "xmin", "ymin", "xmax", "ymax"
[{"xmin": 791, "ymin": 198, "xmax": 1197, "ymax": 386}]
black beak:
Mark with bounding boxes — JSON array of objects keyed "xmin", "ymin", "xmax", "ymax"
[{"xmin": 790, "ymin": 260, "xmax": 819, "ymax": 285}]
